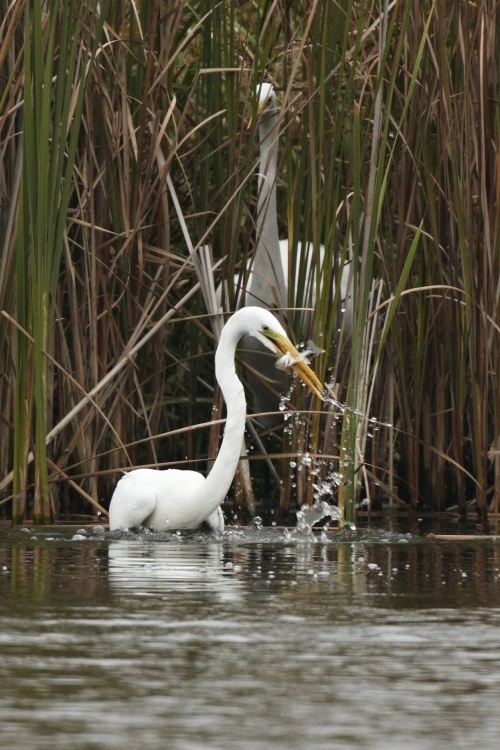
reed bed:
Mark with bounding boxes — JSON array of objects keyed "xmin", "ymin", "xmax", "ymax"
[{"xmin": 0, "ymin": 0, "xmax": 499, "ymax": 530}]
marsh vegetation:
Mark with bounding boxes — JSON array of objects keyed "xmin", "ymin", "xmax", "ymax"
[{"xmin": 1, "ymin": 0, "xmax": 499, "ymax": 530}]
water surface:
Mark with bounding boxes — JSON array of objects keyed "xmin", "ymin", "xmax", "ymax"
[{"xmin": 1, "ymin": 526, "xmax": 500, "ymax": 749}]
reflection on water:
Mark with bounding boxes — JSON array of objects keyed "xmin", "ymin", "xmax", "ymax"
[
  {"xmin": 108, "ymin": 539, "xmax": 244, "ymax": 604},
  {"xmin": 1, "ymin": 527, "xmax": 500, "ymax": 749}
]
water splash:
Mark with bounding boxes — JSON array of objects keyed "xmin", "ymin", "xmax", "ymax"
[
  {"xmin": 324, "ymin": 383, "xmax": 394, "ymax": 430},
  {"xmin": 285, "ymin": 500, "xmax": 353, "ymax": 542},
  {"xmin": 252, "ymin": 516, "xmax": 263, "ymax": 529}
]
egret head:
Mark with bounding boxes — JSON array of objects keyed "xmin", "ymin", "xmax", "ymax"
[
  {"xmin": 245, "ymin": 307, "xmax": 325, "ymax": 400},
  {"xmin": 248, "ymin": 82, "xmax": 277, "ymax": 129},
  {"xmin": 256, "ymin": 82, "xmax": 277, "ymax": 118}
]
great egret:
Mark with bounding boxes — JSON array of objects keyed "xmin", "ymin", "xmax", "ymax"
[
  {"xmin": 238, "ymin": 82, "xmax": 351, "ymax": 417},
  {"xmin": 108, "ymin": 307, "xmax": 324, "ymax": 532}
]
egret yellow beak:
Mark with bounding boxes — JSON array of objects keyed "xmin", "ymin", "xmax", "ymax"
[
  {"xmin": 247, "ymin": 98, "xmax": 267, "ymax": 130},
  {"xmin": 266, "ymin": 332, "xmax": 325, "ymax": 401}
]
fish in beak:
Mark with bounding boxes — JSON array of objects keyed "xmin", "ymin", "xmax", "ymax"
[{"xmin": 262, "ymin": 329, "xmax": 325, "ymax": 401}]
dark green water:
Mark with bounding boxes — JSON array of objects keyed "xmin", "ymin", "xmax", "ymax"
[{"xmin": 1, "ymin": 526, "xmax": 500, "ymax": 749}]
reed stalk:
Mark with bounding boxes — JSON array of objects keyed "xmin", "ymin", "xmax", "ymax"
[{"xmin": 11, "ymin": 0, "xmax": 107, "ymax": 523}]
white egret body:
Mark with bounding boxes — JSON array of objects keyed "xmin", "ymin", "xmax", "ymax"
[{"xmin": 108, "ymin": 307, "xmax": 324, "ymax": 532}]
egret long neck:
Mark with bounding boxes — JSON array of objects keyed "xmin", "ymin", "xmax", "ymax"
[
  {"xmin": 250, "ymin": 110, "xmax": 287, "ymax": 310},
  {"xmin": 203, "ymin": 324, "xmax": 247, "ymax": 506}
]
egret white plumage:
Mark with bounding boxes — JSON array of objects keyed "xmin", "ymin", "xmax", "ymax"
[
  {"xmin": 238, "ymin": 82, "xmax": 352, "ymax": 418},
  {"xmin": 108, "ymin": 307, "xmax": 324, "ymax": 532}
]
